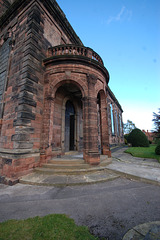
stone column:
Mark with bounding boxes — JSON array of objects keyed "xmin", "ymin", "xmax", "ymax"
[
  {"xmin": 99, "ymin": 96, "xmax": 111, "ymax": 157},
  {"xmin": 83, "ymin": 74, "xmax": 100, "ymax": 165}
]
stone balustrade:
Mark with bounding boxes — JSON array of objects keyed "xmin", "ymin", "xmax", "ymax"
[{"xmin": 47, "ymin": 44, "xmax": 104, "ymax": 65}]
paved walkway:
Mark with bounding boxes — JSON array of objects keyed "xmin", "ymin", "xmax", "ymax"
[
  {"xmin": 1, "ymin": 147, "xmax": 160, "ymax": 239},
  {"xmin": 111, "ymin": 147, "xmax": 160, "ymax": 239},
  {"xmin": 108, "ymin": 147, "xmax": 160, "ymax": 186}
]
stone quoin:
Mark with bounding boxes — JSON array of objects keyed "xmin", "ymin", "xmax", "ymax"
[{"xmin": 0, "ymin": 0, "xmax": 124, "ymax": 183}]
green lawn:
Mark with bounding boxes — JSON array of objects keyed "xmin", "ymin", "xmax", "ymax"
[
  {"xmin": 125, "ymin": 145, "xmax": 160, "ymax": 162},
  {"xmin": 0, "ymin": 214, "xmax": 98, "ymax": 240}
]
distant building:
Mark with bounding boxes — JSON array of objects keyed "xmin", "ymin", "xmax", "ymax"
[
  {"xmin": 0, "ymin": 0, "xmax": 123, "ymax": 182},
  {"xmin": 142, "ymin": 130, "xmax": 155, "ymax": 142}
]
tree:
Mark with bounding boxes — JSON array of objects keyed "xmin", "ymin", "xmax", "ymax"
[
  {"xmin": 123, "ymin": 120, "xmax": 136, "ymax": 134},
  {"xmin": 152, "ymin": 108, "xmax": 160, "ymax": 138}
]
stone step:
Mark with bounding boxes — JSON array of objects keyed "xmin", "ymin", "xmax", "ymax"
[
  {"xmin": 34, "ymin": 166, "xmax": 108, "ymax": 175},
  {"xmin": 44, "ymin": 159, "xmax": 111, "ymax": 168},
  {"xmin": 48, "ymin": 159, "xmax": 85, "ymax": 165},
  {"xmin": 20, "ymin": 170, "xmax": 119, "ymax": 187},
  {"xmin": 38, "ymin": 158, "xmax": 112, "ymax": 174},
  {"xmin": 64, "ymin": 151, "xmax": 80, "ymax": 155},
  {"xmin": 42, "ymin": 163, "xmax": 90, "ymax": 169}
]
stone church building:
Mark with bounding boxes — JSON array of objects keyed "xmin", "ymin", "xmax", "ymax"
[{"xmin": 0, "ymin": 0, "xmax": 123, "ymax": 183}]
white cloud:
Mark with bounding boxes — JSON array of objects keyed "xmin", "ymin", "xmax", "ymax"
[{"xmin": 107, "ymin": 6, "xmax": 132, "ymax": 24}]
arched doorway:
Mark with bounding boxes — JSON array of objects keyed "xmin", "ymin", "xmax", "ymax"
[
  {"xmin": 65, "ymin": 100, "xmax": 75, "ymax": 151},
  {"xmin": 52, "ymin": 82, "xmax": 83, "ymax": 153}
]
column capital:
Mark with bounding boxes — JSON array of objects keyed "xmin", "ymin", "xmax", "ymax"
[
  {"xmin": 45, "ymin": 95, "xmax": 55, "ymax": 102},
  {"xmin": 87, "ymin": 73, "xmax": 97, "ymax": 85}
]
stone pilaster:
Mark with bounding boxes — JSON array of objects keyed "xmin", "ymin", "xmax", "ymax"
[
  {"xmin": 99, "ymin": 96, "xmax": 111, "ymax": 157},
  {"xmin": 83, "ymin": 74, "xmax": 100, "ymax": 165}
]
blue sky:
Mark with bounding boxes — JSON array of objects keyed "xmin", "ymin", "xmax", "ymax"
[{"xmin": 56, "ymin": 0, "xmax": 160, "ymax": 131}]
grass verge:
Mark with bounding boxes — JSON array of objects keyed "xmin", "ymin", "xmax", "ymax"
[
  {"xmin": 125, "ymin": 145, "xmax": 160, "ymax": 162},
  {"xmin": 0, "ymin": 214, "xmax": 98, "ymax": 240}
]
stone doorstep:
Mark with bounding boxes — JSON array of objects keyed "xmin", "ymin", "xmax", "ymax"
[
  {"xmin": 44, "ymin": 158, "xmax": 112, "ymax": 168},
  {"xmin": 19, "ymin": 156, "xmax": 113, "ymax": 186},
  {"xmin": 48, "ymin": 159, "xmax": 85, "ymax": 164},
  {"xmin": 36, "ymin": 156, "xmax": 112, "ymax": 174},
  {"xmin": 36, "ymin": 152, "xmax": 112, "ymax": 173},
  {"xmin": 19, "ymin": 170, "xmax": 120, "ymax": 187},
  {"xmin": 0, "ymin": 152, "xmax": 111, "ymax": 185},
  {"xmin": 64, "ymin": 151, "xmax": 79, "ymax": 155},
  {"xmin": 42, "ymin": 163, "xmax": 91, "ymax": 169},
  {"xmin": 34, "ymin": 166, "xmax": 110, "ymax": 175}
]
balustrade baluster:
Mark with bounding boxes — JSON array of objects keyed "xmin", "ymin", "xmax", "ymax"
[
  {"xmin": 55, "ymin": 48, "xmax": 57, "ymax": 56},
  {"xmin": 48, "ymin": 48, "xmax": 51, "ymax": 57},
  {"xmin": 81, "ymin": 48, "xmax": 83, "ymax": 56},
  {"xmin": 65, "ymin": 46, "xmax": 67, "ymax": 54},
  {"xmin": 73, "ymin": 47, "xmax": 75, "ymax": 55},
  {"xmin": 69, "ymin": 47, "xmax": 71, "ymax": 55},
  {"xmin": 75, "ymin": 47, "xmax": 77, "ymax": 55},
  {"xmin": 48, "ymin": 45, "xmax": 103, "ymax": 65}
]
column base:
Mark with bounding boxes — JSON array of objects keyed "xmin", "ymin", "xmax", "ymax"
[
  {"xmin": 0, "ymin": 149, "xmax": 40, "ymax": 179},
  {"xmin": 83, "ymin": 151, "xmax": 100, "ymax": 165},
  {"xmin": 103, "ymin": 149, "xmax": 112, "ymax": 158}
]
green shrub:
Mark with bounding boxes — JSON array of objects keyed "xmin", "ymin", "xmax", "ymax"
[
  {"xmin": 127, "ymin": 128, "xmax": 149, "ymax": 147},
  {"xmin": 155, "ymin": 138, "xmax": 160, "ymax": 145},
  {"xmin": 155, "ymin": 144, "xmax": 160, "ymax": 155}
]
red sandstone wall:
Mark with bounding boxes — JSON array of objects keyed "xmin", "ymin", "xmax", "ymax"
[
  {"xmin": 0, "ymin": 0, "xmax": 11, "ymax": 17},
  {"xmin": 107, "ymin": 94, "xmax": 124, "ymax": 146},
  {"xmin": 0, "ymin": 0, "xmax": 75, "ymax": 179},
  {"xmin": 0, "ymin": 0, "xmax": 116, "ymax": 180}
]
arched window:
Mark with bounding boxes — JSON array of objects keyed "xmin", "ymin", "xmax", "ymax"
[
  {"xmin": 0, "ymin": 37, "xmax": 11, "ymax": 118},
  {"xmin": 110, "ymin": 104, "xmax": 115, "ymax": 135},
  {"xmin": 119, "ymin": 113, "xmax": 122, "ymax": 136},
  {"xmin": 115, "ymin": 111, "xmax": 119, "ymax": 136}
]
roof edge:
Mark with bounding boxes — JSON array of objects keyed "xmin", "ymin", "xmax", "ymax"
[
  {"xmin": 107, "ymin": 85, "xmax": 123, "ymax": 112},
  {"xmin": 0, "ymin": 0, "xmax": 83, "ymax": 45},
  {"xmin": 41, "ymin": 0, "xmax": 83, "ymax": 45}
]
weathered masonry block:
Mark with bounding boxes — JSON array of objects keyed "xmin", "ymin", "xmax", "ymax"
[{"xmin": 0, "ymin": 0, "xmax": 123, "ymax": 184}]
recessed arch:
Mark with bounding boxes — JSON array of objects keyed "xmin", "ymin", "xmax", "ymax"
[
  {"xmin": 53, "ymin": 82, "xmax": 83, "ymax": 153},
  {"xmin": 50, "ymin": 79, "xmax": 85, "ymax": 99}
]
